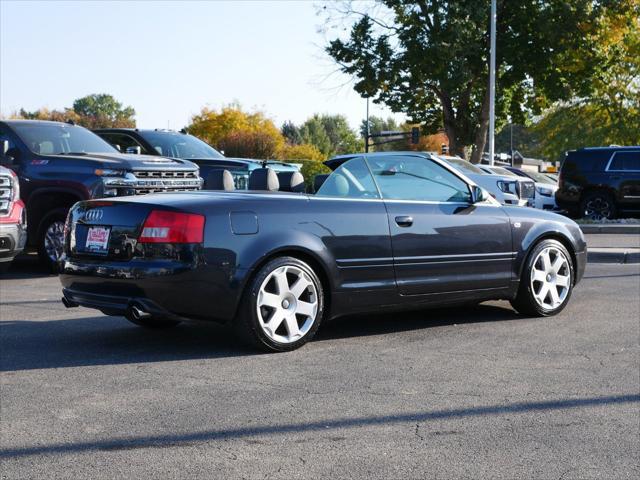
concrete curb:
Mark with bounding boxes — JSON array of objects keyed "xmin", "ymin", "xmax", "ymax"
[
  {"xmin": 580, "ymin": 224, "xmax": 640, "ymax": 234},
  {"xmin": 588, "ymin": 248, "xmax": 640, "ymax": 264}
]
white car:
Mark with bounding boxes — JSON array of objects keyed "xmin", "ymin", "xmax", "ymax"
[
  {"xmin": 439, "ymin": 156, "xmax": 534, "ymax": 207},
  {"xmin": 481, "ymin": 165, "xmax": 558, "ymax": 211}
]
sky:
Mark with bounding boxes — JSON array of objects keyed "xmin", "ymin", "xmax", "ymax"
[{"xmin": 0, "ymin": 0, "xmax": 403, "ymax": 131}]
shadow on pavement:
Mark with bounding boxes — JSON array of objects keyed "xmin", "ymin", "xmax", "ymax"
[
  {"xmin": 1, "ymin": 393, "xmax": 637, "ymax": 459},
  {"xmin": 0, "ymin": 304, "xmax": 520, "ymax": 372}
]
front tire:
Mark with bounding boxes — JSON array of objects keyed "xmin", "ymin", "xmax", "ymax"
[
  {"xmin": 37, "ymin": 209, "xmax": 68, "ymax": 273},
  {"xmin": 235, "ymin": 256, "xmax": 325, "ymax": 352},
  {"xmin": 510, "ymin": 239, "xmax": 574, "ymax": 317}
]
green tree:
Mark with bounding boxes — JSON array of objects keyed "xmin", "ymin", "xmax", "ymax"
[
  {"xmin": 281, "ymin": 121, "xmax": 303, "ymax": 145},
  {"xmin": 324, "ymin": 0, "xmax": 635, "ymax": 162},
  {"xmin": 71, "ymin": 93, "xmax": 136, "ymax": 128},
  {"xmin": 299, "ymin": 114, "xmax": 362, "ymax": 157}
]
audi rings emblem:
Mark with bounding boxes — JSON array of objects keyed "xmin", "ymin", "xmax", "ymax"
[{"xmin": 84, "ymin": 209, "xmax": 104, "ymax": 222}]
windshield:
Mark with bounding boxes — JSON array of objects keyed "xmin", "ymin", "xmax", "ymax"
[
  {"xmin": 137, "ymin": 131, "xmax": 224, "ymax": 159},
  {"xmin": 490, "ymin": 166, "xmax": 517, "ymax": 177},
  {"xmin": 12, "ymin": 123, "xmax": 117, "ymax": 155},
  {"xmin": 526, "ymin": 170, "xmax": 557, "ymax": 184},
  {"xmin": 445, "ymin": 157, "xmax": 484, "ymax": 174}
]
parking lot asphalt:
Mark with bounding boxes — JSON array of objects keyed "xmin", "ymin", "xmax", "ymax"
[{"xmin": 1, "ymin": 260, "xmax": 639, "ymax": 479}]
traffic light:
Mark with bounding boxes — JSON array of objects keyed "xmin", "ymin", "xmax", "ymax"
[{"xmin": 411, "ymin": 127, "xmax": 420, "ymax": 144}]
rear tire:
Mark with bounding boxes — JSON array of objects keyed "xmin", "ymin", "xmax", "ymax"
[
  {"xmin": 235, "ymin": 256, "xmax": 325, "ymax": 352},
  {"xmin": 37, "ymin": 209, "xmax": 68, "ymax": 273},
  {"xmin": 580, "ymin": 191, "xmax": 617, "ymax": 220},
  {"xmin": 510, "ymin": 239, "xmax": 574, "ymax": 317}
]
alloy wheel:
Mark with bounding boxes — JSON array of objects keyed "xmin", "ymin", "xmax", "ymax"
[
  {"xmin": 530, "ymin": 246, "xmax": 571, "ymax": 310},
  {"xmin": 584, "ymin": 197, "xmax": 612, "ymax": 221},
  {"xmin": 256, "ymin": 265, "xmax": 318, "ymax": 344},
  {"xmin": 44, "ymin": 220, "xmax": 66, "ymax": 262}
]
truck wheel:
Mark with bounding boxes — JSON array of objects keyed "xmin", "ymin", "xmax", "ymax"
[
  {"xmin": 235, "ymin": 256, "xmax": 325, "ymax": 352},
  {"xmin": 37, "ymin": 209, "xmax": 67, "ymax": 273},
  {"xmin": 580, "ymin": 191, "xmax": 617, "ymax": 220}
]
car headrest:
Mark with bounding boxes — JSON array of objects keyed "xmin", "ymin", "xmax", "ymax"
[
  {"xmin": 248, "ymin": 168, "xmax": 279, "ymax": 191},
  {"xmin": 313, "ymin": 174, "xmax": 330, "ymax": 193},
  {"xmin": 322, "ymin": 173, "xmax": 349, "ymax": 197},
  {"xmin": 205, "ymin": 169, "xmax": 235, "ymax": 191},
  {"xmin": 277, "ymin": 171, "xmax": 305, "ymax": 192}
]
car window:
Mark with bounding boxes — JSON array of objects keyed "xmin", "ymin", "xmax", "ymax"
[
  {"xmin": 444, "ymin": 157, "xmax": 485, "ymax": 175},
  {"xmin": 11, "ymin": 123, "xmax": 117, "ymax": 155},
  {"xmin": 609, "ymin": 151, "xmax": 640, "ymax": 171},
  {"xmin": 137, "ymin": 131, "xmax": 224, "ymax": 159},
  {"xmin": 367, "ymin": 156, "xmax": 471, "ymax": 203},
  {"xmin": 99, "ymin": 133, "xmax": 148, "ymax": 154},
  {"xmin": 315, "ymin": 157, "xmax": 379, "ymax": 199}
]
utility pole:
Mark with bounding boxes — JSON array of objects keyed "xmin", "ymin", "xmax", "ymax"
[
  {"xmin": 488, "ymin": 0, "xmax": 497, "ymax": 166},
  {"xmin": 365, "ymin": 97, "xmax": 370, "ymax": 153}
]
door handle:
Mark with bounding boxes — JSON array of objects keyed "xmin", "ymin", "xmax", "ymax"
[{"xmin": 395, "ymin": 215, "xmax": 413, "ymax": 227}]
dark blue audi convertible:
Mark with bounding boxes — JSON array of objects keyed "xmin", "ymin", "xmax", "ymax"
[{"xmin": 60, "ymin": 152, "xmax": 587, "ymax": 351}]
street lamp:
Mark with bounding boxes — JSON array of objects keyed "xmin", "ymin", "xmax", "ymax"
[{"xmin": 488, "ymin": 0, "xmax": 497, "ymax": 166}]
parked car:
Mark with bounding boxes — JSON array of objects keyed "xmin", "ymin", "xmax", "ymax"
[
  {"xmin": 0, "ymin": 166, "xmax": 27, "ymax": 272},
  {"xmin": 94, "ymin": 128, "xmax": 299, "ymax": 189},
  {"xmin": 0, "ymin": 120, "xmax": 202, "ymax": 270},
  {"xmin": 555, "ymin": 146, "xmax": 640, "ymax": 220},
  {"xmin": 492, "ymin": 166, "xmax": 559, "ymax": 211},
  {"xmin": 439, "ymin": 156, "xmax": 535, "ymax": 207},
  {"xmin": 60, "ymin": 151, "xmax": 586, "ymax": 352}
]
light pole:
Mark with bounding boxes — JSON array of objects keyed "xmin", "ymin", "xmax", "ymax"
[
  {"xmin": 365, "ymin": 97, "xmax": 370, "ymax": 153},
  {"xmin": 488, "ymin": 0, "xmax": 497, "ymax": 166}
]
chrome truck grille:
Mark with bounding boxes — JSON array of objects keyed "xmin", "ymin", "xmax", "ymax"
[
  {"xmin": 517, "ymin": 181, "xmax": 536, "ymax": 199},
  {"xmin": 131, "ymin": 170, "xmax": 201, "ymax": 194}
]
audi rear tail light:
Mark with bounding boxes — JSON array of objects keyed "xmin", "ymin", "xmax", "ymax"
[{"xmin": 138, "ymin": 210, "xmax": 205, "ymax": 244}]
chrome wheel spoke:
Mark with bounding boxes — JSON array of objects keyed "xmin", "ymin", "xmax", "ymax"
[
  {"xmin": 296, "ymin": 300, "xmax": 316, "ymax": 318},
  {"xmin": 532, "ymin": 268, "xmax": 546, "ymax": 283},
  {"xmin": 264, "ymin": 312, "xmax": 286, "ymax": 336},
  {"xmin": 535, "ymin": 283, "xmax": 549, "ymax": 305},
  {"xmin": 556, "ymin": 274, "xmax": 570, "ymax": 288},
  {"xmin": 551, "ymin": 256, "xmax": 565, "ymax": 274},
  {"xmin": 284, "ymin": 315, "xmax": 302, "ymax": 339},
  {"xmin": 290, "ymin": 276, "xmax": 311, "ymax": 299},
  {"xmin": 258, "ymin": 291, "xmax": 281, "ymax": 309},
  {"xmin": 548, "ymin": 285, "xmax": 560, "ymax": 307},
  {"xmin": 274, "ymin": 270, "xmax": 289, "ymax": 295}
]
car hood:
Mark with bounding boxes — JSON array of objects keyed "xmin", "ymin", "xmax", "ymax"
[{"xmin": 44, "ymin": 152, "xmax": 199, "ymax": 171}]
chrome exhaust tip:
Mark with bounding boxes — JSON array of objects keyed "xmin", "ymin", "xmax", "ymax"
[{"xmin": 127, "ymin": 303, "xmax": 151, "ymax": 321}]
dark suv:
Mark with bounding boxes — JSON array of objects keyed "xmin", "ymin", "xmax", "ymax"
[
  {"xmin": 556, "ymin": 146, "xmax": 640, "ymax": 220},
  {"xmin": 0, "ymin": 120, "xmax": 201, "ymax": 270},
  {"xmin": 94, "ymin": 128, "xmax": 300, "ymax": 189}
]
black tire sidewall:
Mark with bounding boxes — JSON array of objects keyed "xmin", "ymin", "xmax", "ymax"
[
  {"xmin": 517, "ymin": 239, "xmax": 575, "ymax": 316},
  {"xmin": 37, "ymin": 208, "xmax": 68, "ymax": 273},
  {"xmin": 240, "ymin": 256, "xmax": 325, "ymax": 352}
]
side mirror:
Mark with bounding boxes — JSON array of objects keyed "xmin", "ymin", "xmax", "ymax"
[
  {"xmin": 0, "ymin": 146, "xmax": 18, "ymax": 166},
  {"xmin": 471, "ymin": 185, "xmax": 488, "ymax": 203},
  {"xmin": 125, "ymin": 146, "xmax": 141, "ymax": 155}
]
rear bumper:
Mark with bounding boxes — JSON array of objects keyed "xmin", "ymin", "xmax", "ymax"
[{"xmin": 59, "ymin": 256, "xmax": 245, "ymax": 322}]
